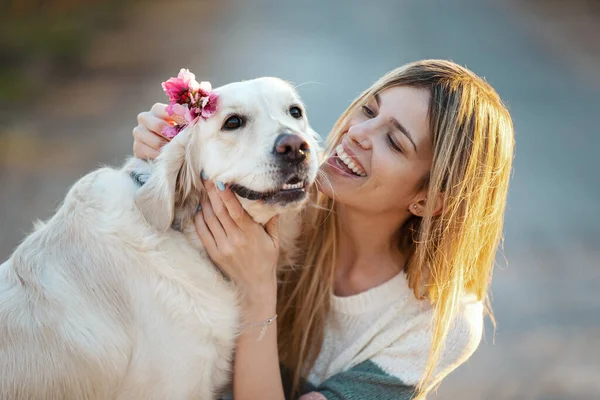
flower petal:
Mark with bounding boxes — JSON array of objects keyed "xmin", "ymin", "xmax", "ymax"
[
  {"xmin": 201, "ymin": 92, "xmax": 219, "ymax": 119},
  {"xmin": 162, "ymin": 124, "xmax": 184, "ymax": 139},
  {"xmin": 166, "ymin": 103, "xmax": 175, "ymax": 116},
  {"xmin": 185, "ymin": 107, "xmax": 201, "ymax": 123},
  {"xmin": 171, "ymin": 103, "xmax": 189, "ymax": 117},
  {"xmin": 198, "ymin": 81, "xmax": 212, "ymax": 97},
  {"xmin": 177, "ymin": 68, "xmax": 196, "ymax": 85},
  {"xmin": 161, "ymin": 77, "xmax": 189, "ymax": 103}
]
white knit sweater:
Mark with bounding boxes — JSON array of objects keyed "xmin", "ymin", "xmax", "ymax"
[{"xmin": 298, "ymin": 271, "xmax": 484, "ymax": 399}]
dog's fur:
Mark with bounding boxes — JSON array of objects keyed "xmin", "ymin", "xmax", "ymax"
[{"xmin": 0, "ymin": 77, "xmax": 320, "ymax": 400}]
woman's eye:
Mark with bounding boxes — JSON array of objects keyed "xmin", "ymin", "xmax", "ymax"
[
  {"xmin": 387, "ymin": 134, "xmax": 403, "ymax": 153},
  {"xmin": 362, "ymin": 105, "xmax": 375, "ymax": 118},
  {"xmin": 290, "ymin": 106, "xmax": 303, "ymax": 119},
  {"xmin": 222, "ymin": 115, "xmax": 244, "ymax": 130}
]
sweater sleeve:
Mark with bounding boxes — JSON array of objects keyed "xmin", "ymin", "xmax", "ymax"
[{"xmin": 306, "ymin": 359, "xmax": 417, "ymax": 400}]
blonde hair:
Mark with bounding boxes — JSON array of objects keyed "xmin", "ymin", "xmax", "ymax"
[{"xmin": 277, "ymin": 60, "xmax": 514, "ymax": 398}]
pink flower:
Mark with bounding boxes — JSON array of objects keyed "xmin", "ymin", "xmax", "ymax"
[
  {"xmin": 184, "ymin": 107, "xmax": 201, "ymax": 125},
  {"xmin": 177, "ymin": 68, "xmax": 197, "ymax": 86},
  {"xmin": 201, "ymin": 92, "xmax": 219, "ymax": 119},
  {"xmin": 160, "ymin": 68, "xmax": 219, "ymax": 138},
  {"xmin": 162, "ymin": 78, "xmax": 189, "ymax": 104},
  {"xmin": 197, "ymin": 81, "xmax": 213, "ymax": 97},
  {"xmin": 188, "ymin": 91, "xmax": 199, "ymax": 104},
  {"xmin": 162, "ymin": 124, "xmax": 185, "ymax": 139},
  {"xmin": 166, "ymin": 103, "xmax": 189, "ymax": 118},
  {"xmin": 161, "ymin": 68, "xmax": 201, "ymax": 103}
]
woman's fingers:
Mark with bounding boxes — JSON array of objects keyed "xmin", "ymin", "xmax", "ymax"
[
  {"xmin": 133, "ymin": 124, "xmax": 169, "ymax": 151},
  {"xmin": 136, "ymin": 111, "xmax": 173, "ymax": 142},
  {"xmin": 265, "ymin": 215, "xmax": 280, "ymax": 246},
  {"xmin": 197, "ymin": 194, "xmax": 229, "ymax": 250},
  {"xmin": 150, "ymin": 102, "xmax": 170, "ymax": 119},
  {"xmin": 132, "ymin": 103, "xmax": 173, "ymax": 160},
  {"xmin": 193, "ymin": 178, "xmax": 281, "ymax": 295},
  {"xmin": 193, "ymin": 208, "xmax": 219, "ymax": 259},
  {"xmin": 203, "ymin": 180, "xmax": 242, "ymax": 238},
  {"xmin": 215, "ymin": 182, "xmax": 250, "ymax": 229},
  {"xmin": 132, "ymin": 139, "xmax": 161, "ymax": 160}
]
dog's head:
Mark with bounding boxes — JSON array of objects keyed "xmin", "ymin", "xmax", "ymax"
[{"xmin": 135, "ymin": 77, "xmax": 320, "ymax": 230}]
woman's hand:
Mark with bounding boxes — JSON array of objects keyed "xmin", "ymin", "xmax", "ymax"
[
  {"xmin": 196, "ymin": 179, "xmax": 285, "ymax": 400},
  {"xmin": 132, "ymin": 103, "xmax": 173, "ymax": 160},
  {"xmin": 194, "ymin": 178, "xmax": 280, "ymax": 309}
]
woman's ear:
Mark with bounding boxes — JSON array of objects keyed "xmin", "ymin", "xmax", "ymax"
[
  {"xmin": 409, "ymin": 192, "xmax": 444, "ymax": 217},
  {"xmin": 134, "ymin": 128, "xmax": 202, "ymax": 231}
]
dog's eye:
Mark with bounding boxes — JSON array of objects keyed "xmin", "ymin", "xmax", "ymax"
[
  {"xmin": 290, "ymin": 106, "xmax": 303, "ymax": 119},
  {"xmin": 222, "ymin": 115, "xmax": 244, "ymax": 130}
]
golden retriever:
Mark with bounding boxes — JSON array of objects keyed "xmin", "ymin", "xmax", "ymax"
[{"xmin": 0, "ymin": 77, "xmax": 320, "ymax": 400}]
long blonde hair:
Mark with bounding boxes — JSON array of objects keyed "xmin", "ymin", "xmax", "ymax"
[{"xmin": 277, "ymin": 60, "xmax": 515, "ymax": 398}]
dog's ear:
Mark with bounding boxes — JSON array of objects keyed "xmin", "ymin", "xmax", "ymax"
[{"xmin": 134, "ymin": 129, "xmax": 202, "ymax": 231}]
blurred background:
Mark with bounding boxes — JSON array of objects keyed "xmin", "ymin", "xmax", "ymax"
[{"xmin": 1, "ymin": 0, "xmax": 599, "ymax": 398}]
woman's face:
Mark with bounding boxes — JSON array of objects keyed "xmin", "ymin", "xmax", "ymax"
[{"xmin": 319, "ymin": 86, "xmax": 433, "ymax": 215}]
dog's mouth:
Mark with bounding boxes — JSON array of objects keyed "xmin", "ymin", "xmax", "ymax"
[{"xmin": 229, "ymin": 176, "xmax": 308, "ymax": 205}]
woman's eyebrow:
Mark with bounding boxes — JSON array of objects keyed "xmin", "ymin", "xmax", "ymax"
[
  {"xmin": 390, "ymin": 117, "xmax": 417, "ymax": 153},
  {"xmin": 375, "ymin": 93, "xmax": 417, "ymax": 152}
]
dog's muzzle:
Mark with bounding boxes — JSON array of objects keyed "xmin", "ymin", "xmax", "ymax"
[{"xmin": 230, "ymin": 132, "xmax": 313, "ymax": 205}]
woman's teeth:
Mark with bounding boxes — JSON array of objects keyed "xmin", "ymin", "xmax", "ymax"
[{"xmin": 335, "ymin": 144, "xmax": 366, "ymax": 177}]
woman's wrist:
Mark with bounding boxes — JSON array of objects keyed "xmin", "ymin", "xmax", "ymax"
[{"xmin": 241, "ymin": 279, "xmax": 277, "ymax": 318}]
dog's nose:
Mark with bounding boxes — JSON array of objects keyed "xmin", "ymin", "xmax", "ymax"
[{"xmin": 273, "ymin": 134, "xmax": 309, "ymax": 163}]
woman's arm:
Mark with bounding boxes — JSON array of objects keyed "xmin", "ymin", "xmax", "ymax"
[
  {"xmin": 233, "ymin": 292, "xmax": 284, "ymax": 400},
  {"xmin": 195, "ymin": 180, "xmax": 285, "ymax": 400}
]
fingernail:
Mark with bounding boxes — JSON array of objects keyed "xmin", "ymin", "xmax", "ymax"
[
  {"xmin": 217, "ymin": 181, "xmax": 226, "ymax": 191},
  {"xmin": 196, "ymin": 203, "xmax": 202, "ymax": 211},
  {"xmin": 201, "ymin": 170, "xmax": 208, "ymax": 180}
]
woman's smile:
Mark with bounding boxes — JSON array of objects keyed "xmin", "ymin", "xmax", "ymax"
[{"xmin": 324, "ymin": 141, "xmax": 368, "ymax": 179}]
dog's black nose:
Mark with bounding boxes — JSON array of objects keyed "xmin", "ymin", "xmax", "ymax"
[{"xmin": 273, "ymin": 134, "xmax": 309, "ymax": 163}]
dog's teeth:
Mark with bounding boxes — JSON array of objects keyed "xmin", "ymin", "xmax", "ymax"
[{"xmin": 282, "ymin": 182, "xmax": 304, "ymax": 190}]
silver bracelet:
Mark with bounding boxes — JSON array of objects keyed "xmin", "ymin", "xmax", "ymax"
[{"xmin": 240, "ymin": 314, "xmax": 278, "ymax": 341}]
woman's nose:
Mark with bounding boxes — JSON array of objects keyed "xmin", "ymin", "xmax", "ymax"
[{"xmin": 347, "ymin": 121, "xmax": 372, "ymax": 149}]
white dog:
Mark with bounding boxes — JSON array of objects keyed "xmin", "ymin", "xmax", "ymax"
[{"xmin": 0, "ymin": 77, "xmax": 320, "ymax": 400}]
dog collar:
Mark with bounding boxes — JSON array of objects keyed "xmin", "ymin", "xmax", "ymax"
[{"xmin": 130, "ymin": 170, "xmax": 149, "ymax": 187}]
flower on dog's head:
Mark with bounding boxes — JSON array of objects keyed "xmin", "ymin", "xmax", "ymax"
[
  {"xmin": 161, "ymin": 69, "xmax": 194, "ymax": 104},
  {"xmin": 160, "ymin": 68, "xmax": 219, "ymax": 138},
  {"xmin": 162, "ymin": 124, "xmax": 184, "ymax": 140},
  {"xmin": 201, "ymin": 92, "xmax": 218, "ymax": 119}
]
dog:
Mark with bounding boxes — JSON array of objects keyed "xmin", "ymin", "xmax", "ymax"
[{"xmin": 0, "ymin": 77, "xmax": 320, "ymax": 400}]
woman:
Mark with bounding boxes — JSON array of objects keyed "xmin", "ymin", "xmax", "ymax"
[{"xmin": 132, "ymin": 60, "xmax": 514, "ymax": 400}]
